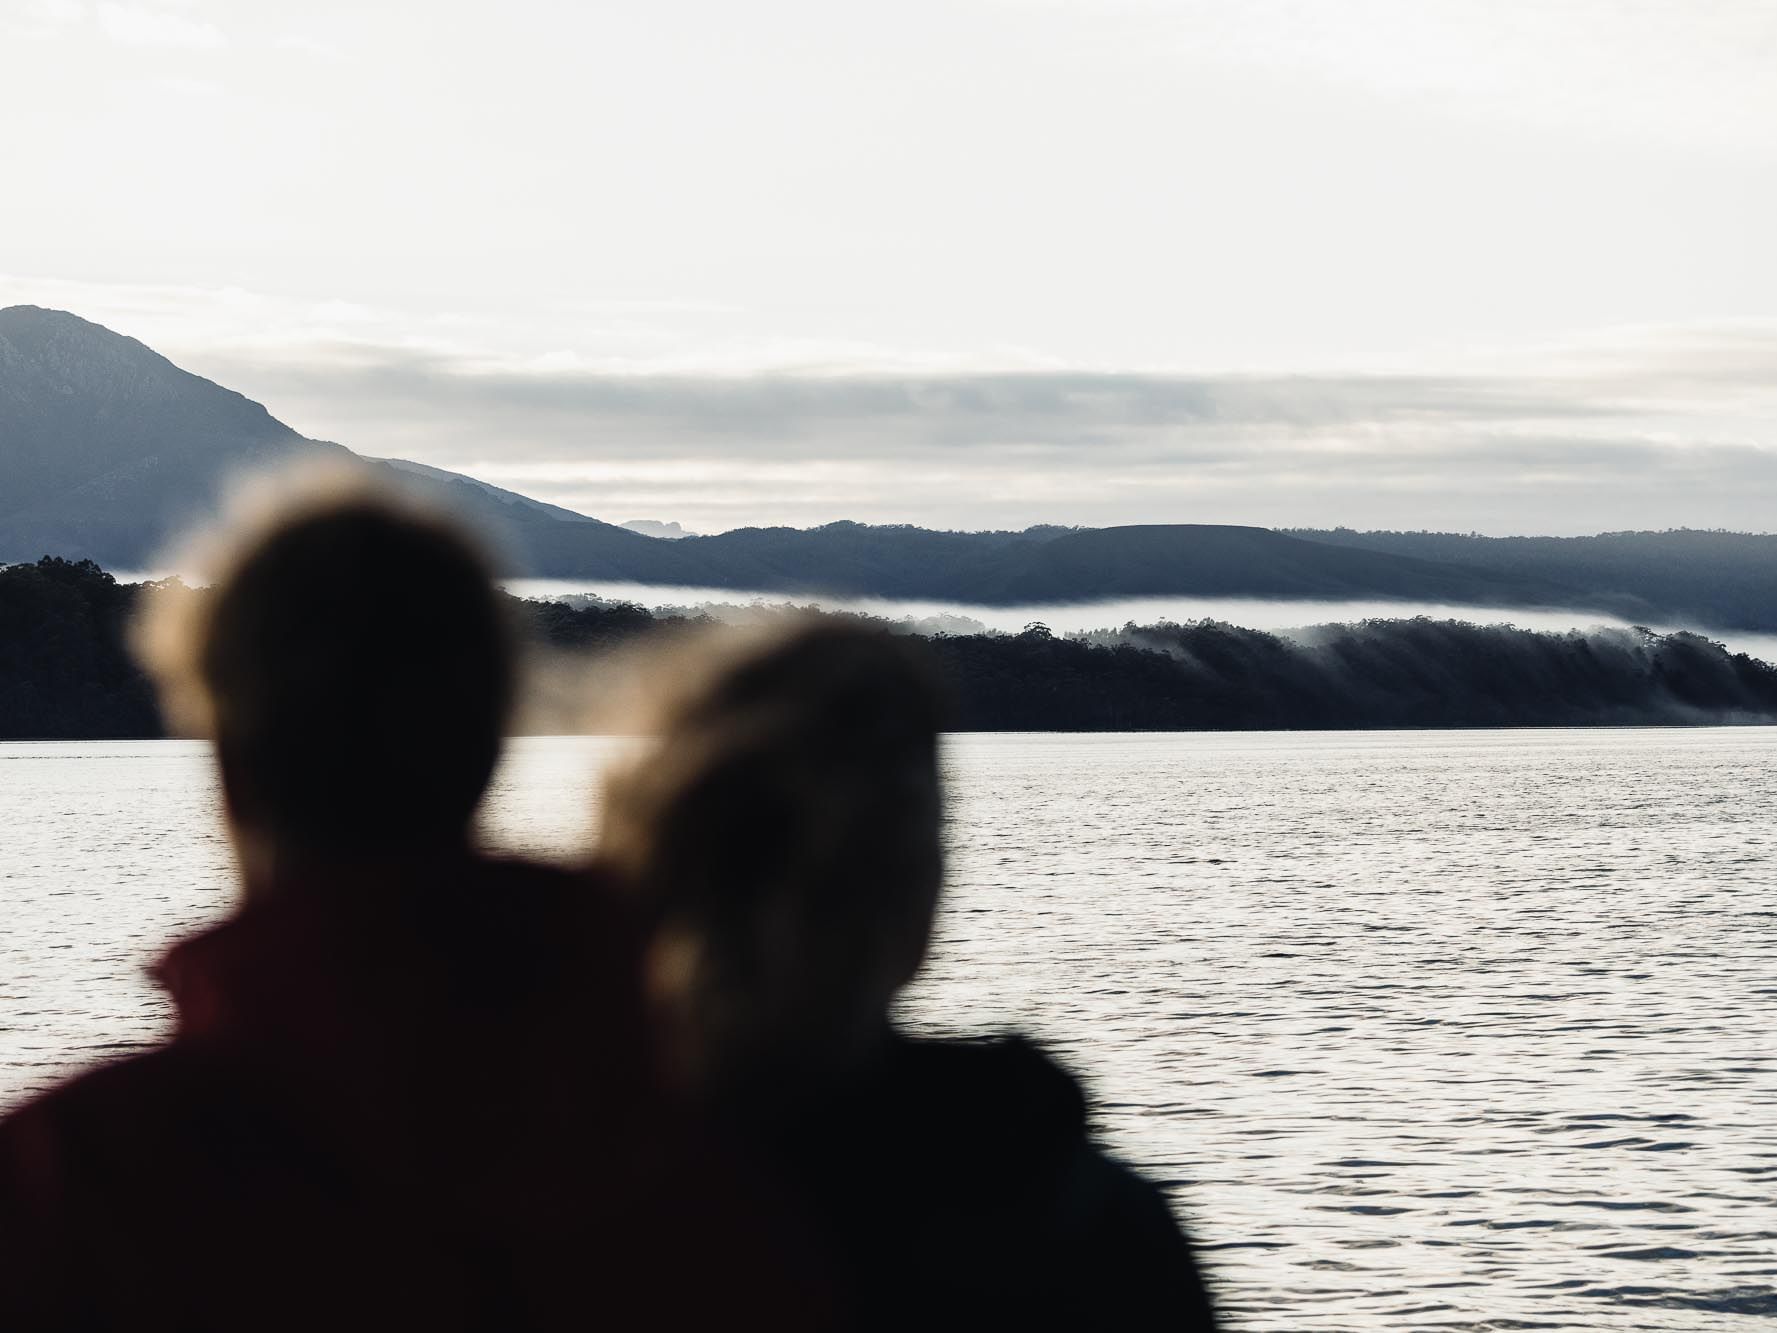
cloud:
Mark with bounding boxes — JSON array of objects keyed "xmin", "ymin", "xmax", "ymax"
[
  {"xmin": 93, "ymin": 2, "xmax": 223, "ymax": 48},
  {"xmin": 272, "ymin": 33, "xmax": 345, "ymax": 62},
  {"xmin": 177, "ymin": 328, "xmax": 1777, "ymax": 537},
  {"xmin": 990, "ymin": 0, "xmax": 1777, "ymax": 154},
  {"xmin": 146, "ymin": 73, "xmax": 223, "ymax": 98},
  {"xmin": 21, "ymin": 0, "xmax": 87, "ymax": 25},
  {"xmin": 226, "ymin": 356, "xmax": 1612, "ymax": 443},
  {"xmin": 191, "ymin": 321, "xmax": 1777, "ymax": 442},
  {"xmin": 4, "ymin": 273, "xmax": 1772, "ymax": 535}
]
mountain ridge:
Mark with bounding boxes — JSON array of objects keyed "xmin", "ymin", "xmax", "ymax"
[
  {"xmin": 0, "ymin": 304, "xmax": 657, "ymax": 572},
  {"xmin": 3, "ymin": 305, "xmax": 1773, "ymax": 629}
]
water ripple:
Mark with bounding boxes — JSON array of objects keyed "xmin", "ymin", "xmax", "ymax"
[{"xmin": 2, "ymin": 729, "xmax": 1774, "ymax": 1329}]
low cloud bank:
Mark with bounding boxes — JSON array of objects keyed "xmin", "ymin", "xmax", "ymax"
[
  {"xmin": 512, "ymin": 582, "xmax": 1777, "ymax": 664},
  {"xmin": 180, "ymin": 323, "xmax": 1777, "ymax": 536},
  {"xmin": 6, "ymin": 278, "xmax": 1774, "ymax": 535}
]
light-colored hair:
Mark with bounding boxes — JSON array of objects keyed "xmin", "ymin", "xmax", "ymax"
[{"xmin": 600, "ymin": 619, "xmax": 948, "ymax": 1084}]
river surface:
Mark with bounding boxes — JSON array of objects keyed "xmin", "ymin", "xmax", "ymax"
[{"xmin": 2, "ymin": 730, "xmax": 1773, "ymax": 1329}]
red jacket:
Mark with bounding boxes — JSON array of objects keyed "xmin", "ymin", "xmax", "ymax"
[{"xmin": 0, "ymin": 855, "xmax": 833, "ymax": 1330}]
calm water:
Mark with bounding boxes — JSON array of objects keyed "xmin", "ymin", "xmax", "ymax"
[{"xmin": 2, "ymin": 730, "xmax": 1774, "ymax": 1330}]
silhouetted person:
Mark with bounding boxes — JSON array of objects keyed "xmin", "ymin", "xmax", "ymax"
[
  {"xmin": 599, "ymin": 621, "xmax": 1220, "ymax": 1330},
  {"xmin": 0, "ymin": 477, "xmax": 825, "ymax": 1330}
]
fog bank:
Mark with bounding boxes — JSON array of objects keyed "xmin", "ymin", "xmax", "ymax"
[{"xmin": 507, "ymin": 581, "xmax": 1777, "ymax": 667}]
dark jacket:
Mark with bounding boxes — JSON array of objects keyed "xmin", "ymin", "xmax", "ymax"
[
  {"xmin": 748, "ymin": 1034, "xmax": 1220, "ymax": 1330},
  {"xmin": 0, "ymin": 856, "xmax": 832, "ymax": 1330}
]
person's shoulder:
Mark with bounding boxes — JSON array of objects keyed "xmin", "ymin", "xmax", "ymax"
[
  {"xmin": 2, "ymin": 1043, "xmax": 202, "ymax": 1125},
  {"xmin": 864, "ymin": 1034, "xmax": 1092, "ymax": 1193},
  {"xmin": 455, "ymin": 856, "xmax": 649, "ymax": 1046},
  {"xmin": 470, "ymin": 854, "xmax": 633, "ymax": 921},
  {"xmin": 864, "ymin": 1040, "xmax": 1221, "ymax": 1325},
  {"xmin": 0, "ymin": 1044, "xmax": 211, "ymax": 1199},
  {"xmin": 453, "ymin": 854, "xmax": 639, "ymax": 950},
  {"xmin": 892, "ymin": 1034, "xmax": 1088, "ymax": 1131},
  {"xmin": 466, "ymin": 852, "xmax": 593, "ymax": 899},
  {"xmin": 1055, "ymin": 1146, "xmax": 1221, "ymax": 1326},
  {"xmin": 1058, "ymin": 1140, "xmax": 1184, "ymax": 1240}
]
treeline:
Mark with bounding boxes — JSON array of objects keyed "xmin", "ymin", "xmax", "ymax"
[
  {"xmin": 0, "ymin": 558, "xmax": 161, "ymax": 738},
  {"xmin": 969, "ymin": 619, "xmax": 1777, "ymax": 729},
  {"xmin": 3, "ymin": 557, "xmax": 1776, "ymax": 740}
]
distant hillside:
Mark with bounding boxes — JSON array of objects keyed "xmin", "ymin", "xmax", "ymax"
[
  {"xmin": 0, "ymin": 306, "xmax": 658, "ymax": 572},
  {"xmin": 5, "ymin": 306, "xmax": 1776, "ymax": 630},
  {"xmin": 5, "ymin": 558, "xmax": 1774, "ymax": 739},
  {"xmin": 0, "ymin": 306, "xmax": 1578, "ymax": 606},
  {"xmin": 1290, "ymin": 529, "xmax": 1777, "ymax": 633},
  {"xmin": 0, "ymin": 306, "xmax": 342, "ymax": 565},
  {"xmin": 622, "ymin": 521, "xmax": 1581, "ymax": 606}
]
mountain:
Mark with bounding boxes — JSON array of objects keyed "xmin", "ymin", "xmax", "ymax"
[
  {"xmin": 588, "ymin": 520, "xmax": 1577, "ymax": 607},
  {"xmin": 4, "ymin": 306, "xmax": 1772, "ymax": 628},
  {"xmin": 0, "ymin": 305, "xmax": 658, "ymax": 572},
  {"xmin": 0, "ymin": 305, "xmax": 342, "ymax": 566},
  {"xmin": 1289, "ymin": 529, "xmax": 1777, "ymax": 634}
]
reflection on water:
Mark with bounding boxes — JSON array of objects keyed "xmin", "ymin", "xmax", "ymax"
[{"xmin": 2, "ymin": 730, "xmax": 1774, "ymax": 1330}]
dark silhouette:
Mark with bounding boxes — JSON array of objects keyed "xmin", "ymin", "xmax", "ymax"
[
  {"xmin": 599, "ymin": 621, "xmax": 1220, "ymax": 1330},
  {"xmin": 0, "ymin": 556, "xmax": 160, "ymax": 737},
  {"xmin": 937, "ymin": 616, "xmax": 1777, "ymax": 729},
  {"xmin": 0, "ymin": 481, "xmax": 827, "ymax": 1330}
]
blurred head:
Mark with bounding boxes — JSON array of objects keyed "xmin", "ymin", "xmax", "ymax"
[
  {"xmin": 138, "ymin": 471, "xmax": 515, "ymax": 877},
  {"xmin": 600, "ymin": 620, "xmax": 948, "ymax": 1090}
]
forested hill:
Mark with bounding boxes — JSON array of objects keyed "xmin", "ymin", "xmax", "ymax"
[
  {"xmin": 5, "ymin": 558, "xmax": 1774, "ymax": 740},
  {"xmin": 1290, "ymin": 528, "xmax": 1777, "ymax": 633},
  {"xmin": 0, "ymin": 558, "xmax": 161, "ymax": 737},
  {"xmin": 590, "ymin": 521, "xmax": 1579, "ymax": 606}
]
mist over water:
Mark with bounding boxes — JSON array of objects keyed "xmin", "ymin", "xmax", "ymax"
[
  {"xmin": 505, "ymin": 581, "xmax": 1777, "ymax": 665},
  {"xmin": 2, "ymin": 731, "xmax": 1772, "ymax": 1329},
  {"xmin": 108, "ymin": 573, "xmax": 1777, "ymax": 665}
]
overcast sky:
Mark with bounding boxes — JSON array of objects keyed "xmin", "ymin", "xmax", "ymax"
[{"xmin": 3, "ymin": 0, "xmax": 1775, "ymax": 534}]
